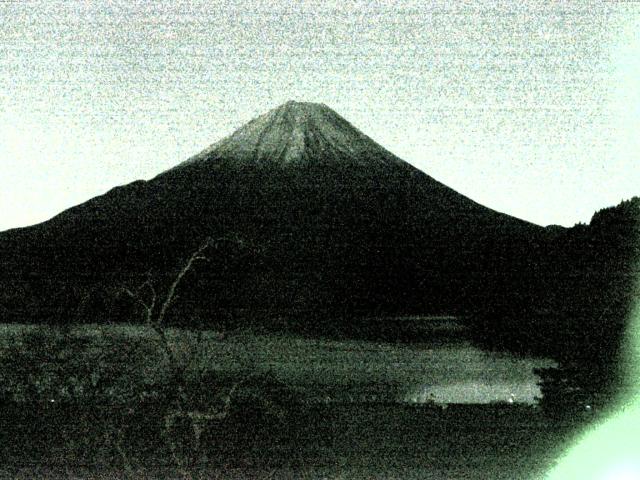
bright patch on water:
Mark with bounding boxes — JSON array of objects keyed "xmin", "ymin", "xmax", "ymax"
[{"xmin": 403, "ymin": 380, "xmax": 544, "ymax": 405}]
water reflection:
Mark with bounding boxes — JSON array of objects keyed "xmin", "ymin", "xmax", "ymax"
[{"xmin": 403, "ymin": 382, "xmax": 534, "ymax": 405}]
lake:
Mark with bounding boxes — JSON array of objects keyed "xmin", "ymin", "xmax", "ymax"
[
  {"xmin": 185, "ymin": 316, "xmax": 557, "ymax": 405},
  {"xmin": 0, "ymin": 318, "xmax": 555, "ymax": 405}
]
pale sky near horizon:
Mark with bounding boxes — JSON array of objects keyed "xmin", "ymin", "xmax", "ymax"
[{"xmin": 1, "ymin": 0, "xmax": 639, "ymax": 231}]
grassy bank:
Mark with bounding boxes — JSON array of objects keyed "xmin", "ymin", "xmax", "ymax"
[{"xmin": 0, "ymin": 402, "xmax": 571, "ymax": 479}]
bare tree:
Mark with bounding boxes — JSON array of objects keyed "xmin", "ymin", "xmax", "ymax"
[
  {"xmin": 122, "ymin": 235, "xmax": 245, "ymax": 365},
  {"xmin": 120, "ymin": 234, "xmax": 250, "ymax": 478}
]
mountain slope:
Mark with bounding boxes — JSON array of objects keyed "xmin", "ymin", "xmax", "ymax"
[{"xmin": 0, "ymin": 101, "xmax": 550, "ymax": 327}]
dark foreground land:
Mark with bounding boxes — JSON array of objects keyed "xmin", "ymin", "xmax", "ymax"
[
  {"xmin": 0, "ymin": 324, "xmax": 592, "ymax": 479},
  {"xmin": 0, "ymin": 402, "xmax": 578, "ymax": 480}
]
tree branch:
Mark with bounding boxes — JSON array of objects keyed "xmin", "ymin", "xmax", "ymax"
[
  {"xmin": 121, "ymin": 286, "xmax": 154, "ymax": 324},
  {"xmin": 155, "ymin": 238, "xmax": 213, "ymax": 328}
]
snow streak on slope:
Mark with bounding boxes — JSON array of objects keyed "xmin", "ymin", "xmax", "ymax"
[{"xmin": 178, "ymin": 101, "xmax": 408, "ymax": 169}]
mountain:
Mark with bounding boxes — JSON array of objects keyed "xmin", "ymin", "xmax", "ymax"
[{"xmin": 0, "ymin": 101, "xmax": 552, "ymax": 330}]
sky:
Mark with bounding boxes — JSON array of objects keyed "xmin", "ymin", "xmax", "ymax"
[{"xmin": 1, "ymin": 0, "xmax": 639, "ymax": 231}]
